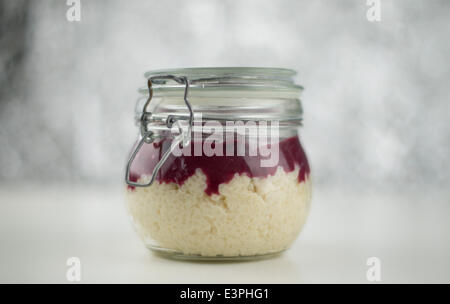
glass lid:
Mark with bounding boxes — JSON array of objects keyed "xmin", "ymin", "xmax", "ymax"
[
  {"xmin": 141, "ymin": 67, "xmax": 304, "ymax": 94},
  {"xmin": 136, "ymin": 67, "xmax": 304, "ymax": 124}
]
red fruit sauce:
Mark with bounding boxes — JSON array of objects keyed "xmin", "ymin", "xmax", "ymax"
[{"xmin": 128, "ymin": 136, "xmax": 310, "ymax": 196}]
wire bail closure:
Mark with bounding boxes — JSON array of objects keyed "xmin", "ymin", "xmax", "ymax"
[{"xmin": 125, "ymin": 75, "xmax": 194, "ymax": 187}]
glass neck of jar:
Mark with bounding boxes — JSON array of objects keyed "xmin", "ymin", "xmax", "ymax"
[{"xmin": 136, "ymin": 93, "xmax": 303, "ymax": 125}]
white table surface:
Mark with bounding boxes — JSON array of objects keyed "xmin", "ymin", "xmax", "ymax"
[{"xmin": 0, "ymin": 183, "xmax": 449, "ymax": 283}]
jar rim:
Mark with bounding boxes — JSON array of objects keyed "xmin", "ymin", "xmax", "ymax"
[
  {"xmin": 142, "ymin": 67, "xmax": 303, "ymax": 92},
  {"xmin": 137, "ymin": 67, "xmax": 304, "ymax": 125}
]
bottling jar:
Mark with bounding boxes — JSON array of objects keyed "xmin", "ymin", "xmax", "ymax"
[{"xmin": 125, "ymin": 67, "xmax": 312, "ymax": 260}]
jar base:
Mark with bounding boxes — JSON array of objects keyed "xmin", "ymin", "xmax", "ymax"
[{"xmin": 148, "ymin": 245, "xmax": 285, "ymax": 261}]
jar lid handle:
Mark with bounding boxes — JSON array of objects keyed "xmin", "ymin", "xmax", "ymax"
[{"xmin": 125, "ymin": 75, "xmax": 193, "ymax": 187}]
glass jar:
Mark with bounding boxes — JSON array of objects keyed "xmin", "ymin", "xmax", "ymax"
[{"xmin": 125, "ymin": 67, "xmax": 312, "ymax": 260}]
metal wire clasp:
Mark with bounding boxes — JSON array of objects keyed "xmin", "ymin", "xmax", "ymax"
[{"xmin": 125, "ymin": 75, "xmax": 194, "ymax": 187}]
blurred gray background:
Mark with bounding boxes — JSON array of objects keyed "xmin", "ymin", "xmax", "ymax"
[{"xmin": 0, "ymin": 0, "xmax": 449, "ymax": 190}]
